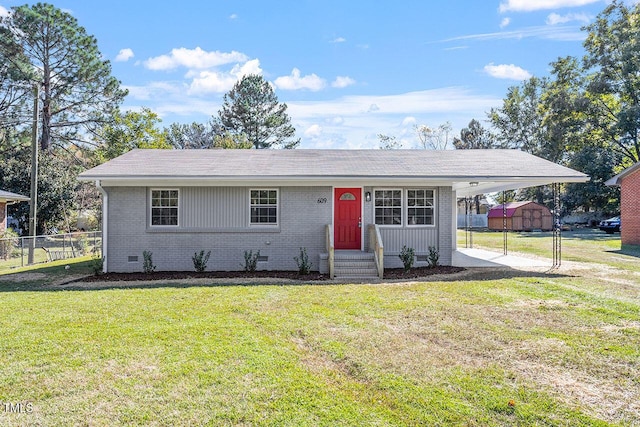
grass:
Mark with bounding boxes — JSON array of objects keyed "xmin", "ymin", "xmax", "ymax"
[{"xmin": 0, "ymin": 232, "xmax": 639, "ymax": 425}]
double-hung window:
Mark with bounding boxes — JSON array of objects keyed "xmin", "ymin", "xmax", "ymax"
[
  {"xmin": 374, "ymin": 188, "xmax": 435, "ymax": 226},
  {"xmin": 374, "ymin": 189, "xmax": 402, "ymax": 225},
  {"xmin": 250, "ymin": 189, "xmax": 278, "ymax": 225},
  {"xmin": 151, "ymin": 189, "xmax": 179, "ymax": 226},
  {"xmin": 407, "ymin": 189, "xmax": 435, "ymax": 226}
]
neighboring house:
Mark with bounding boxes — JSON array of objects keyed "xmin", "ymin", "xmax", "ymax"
[
  {"xmin": 79, "ymin": 149, "xmax": 588, "ymax": 277},
  {"xmin": 606, "ymin": 162, "xmax": 640, "ymax": 246},
  {"xmin": 0, "ymin": 190, "xmax": 29, "ymax": 233},
  {"xmin": 487, "ymin": 201, "xmax": 553, "ymax": 232}
]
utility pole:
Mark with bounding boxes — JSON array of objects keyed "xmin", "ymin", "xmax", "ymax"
[{"xmin": 28, "ymin": 84, "xmax": 39, "ymax": 264}]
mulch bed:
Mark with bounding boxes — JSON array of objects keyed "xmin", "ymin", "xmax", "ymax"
[
  {"xmin": 82, "ymin": 266, "xmax": 464, "ymax": 282},
  {"xmin": 384, "ymin": 266, "xmax": 464, "ymax": 279}
]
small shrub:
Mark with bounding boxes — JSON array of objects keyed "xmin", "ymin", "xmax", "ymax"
[
  {"xmin": 90, "ymin": 252, "xmax": 104, "ymax": 276},
  {"xmin": 398, "ymin": 245, "xmax": 415, "ymax": 272},
  {"xmin": 192, "ymin": 250, "xmax": 211, "ymax": 272},
  {"xmin": 294, "ymin": 247, "xmax": 312, "ymax": 275},
  {"xmin": 0, "ymin": 228, "xmax": 19, "ymax": 260},
  {"xmin": 75, "ymin": 233, "xmax": 89, "ymax": 255},
  {"xmin": 428, "ymin": 246, "xmax": 439, "ymax": 268},
  {"xmin": 142, "ymin": 250, "xmax": 156, "ymax": 273},
  {"xmin": 243, "ymin": 250, "xmax": 260, "ymax": 272}
]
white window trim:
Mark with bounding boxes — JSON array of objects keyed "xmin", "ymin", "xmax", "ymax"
[
  {"xmin": 149, "ymin": 188, "xmax": 180, "ymax": 228},
  {"xmin": 249, "ymin": 188, "xmax": 279, "ymax": 227},
  {"xmin": 373, "ymin": 188, "xmax": 404, "ymax": 228},
  {"xmin": 405, "ymin": 188, "xmax": 436, "ymax": 228}
]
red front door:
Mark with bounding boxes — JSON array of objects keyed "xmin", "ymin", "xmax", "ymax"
[{"xmin": 334, "ymin": 188, "xmax": 362, "ymax": 250}]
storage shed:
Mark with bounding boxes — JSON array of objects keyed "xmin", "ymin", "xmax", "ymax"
[{"xmin": 487, "ymin": 201, "xmax": 553, "ymax": 231}]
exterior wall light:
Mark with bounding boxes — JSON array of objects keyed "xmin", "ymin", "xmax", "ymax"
[
  {"xmin": 365, "ymin": 191, "xmax": 371, "ymax": 202},
  {"xmin": 469, "ymin": 182, "xmax": 479, "ymax": 187}
]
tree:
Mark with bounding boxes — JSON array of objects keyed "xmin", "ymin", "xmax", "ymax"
[
  {"xmin": 93, "ymin": 108, "xmax": 169, "ymax": 163},
  {"xmin": 415, "ymin": 122, "xmax": 452, "ymax": 150},
  {"xmin": 165, "ymin": 122, "xmax": 215, "ymax": 149},
  {"xmin": 0, "ymin": 3, "xmax": 127, "ymax": 151},
  {"xmin": 0, "ymin": 46, "xmax": 30, "ymax": 132},
  {"xmin": 489, "ymin": 77, "xmax": 549, "ymax": 155},
  {"xmin": 453, "ymin": 119, "xmax": 494, "ymax": 150},
  {"xmin": 214, "ymin": 74, "xmax": 299, "ymax": 149},
  {"xmin": 212, "ymin": 131, "xmax": 253, "ymax": 149},
  {"xmin": 582, "ymin": 0, "xmax": 640, "ymax": 164},
  {"xmin": 488, "ymin": 77, "xmax": 559, "ymax": 206},
  {"xmin": 453, "ymin": 119, "xmax": 495, "ymax": 214},
  {"xmin": 564, "ymin": 145, "xmax": 620, "ymax": 214},
  {"xmin": 539, "ymin": 57, "xmax": 587, "ymax": 164},
  {"xmin": 0, "ymin": 130, "xmax": 85, "ymax": 233},
  {"xmin": 377, "ymin": 134, "xmax": 403, "ymax": 150}
]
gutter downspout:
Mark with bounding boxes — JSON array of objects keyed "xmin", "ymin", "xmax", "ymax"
[{"xmin": 96, "ymin": 180, "xmax": 108, "ymax": 273}]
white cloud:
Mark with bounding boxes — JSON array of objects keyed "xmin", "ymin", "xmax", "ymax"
[
  {"xmin": 332, "ymin": 76, "xmax": 355, "ymax": 88},
  {"xmin": 229, "ymin": 13, "xmax": 238, "ymax": 20},
  {"xmin": 402, "ymin": 116, "xmax": 416, "ymax": 126},
  {"xmin": 443, "ymin": 25, "xmax": 586, "ymax": 43},
  {"xmin": 122, "ymin": 84, "xmax": 502, "ymax": 149},
  {"xmin": 274, "ymin": 68, "xmax": 326, "ymax": 91},
  {"xmin": 115, "ymin": 48, "xmax": 134, "ymax": 62},
  {"xmin": 0, "ymin": 6, "xmax": 9, "ymax": 17},
  {"xmin": 304, "ymin": 124, "xmax": 323, "ymax": 138},
  {"xmin": 286, "ymin": 88, "xmax": 503, "ymax": 148},
  {"xmin": 483, "ymin": 63, "xmax": 532, "ymax": 80},
  {"xmin": 546, "ymin": 12, "xmax": 591, "ymax": 25},
  {"xmin": 500, "ymin": 17, "xmax": 511, "ymax": 28},
  {"xmin": 499, "ymin": 0, "xmax": 599, "ymax": 13},
  {"xmin": 331, "ymin": 37, "xmax": 346, "ymax": 43},
  {"xmin": 188, "ymin": 59, "xmax": 262, "ymax": 94},
  {"xmin": 144, "ymin": 47, "xmax": 248, "ymax": 71}
]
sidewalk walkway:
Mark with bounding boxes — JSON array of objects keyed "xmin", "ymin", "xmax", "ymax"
[{"xmin": 452, "ymin": 248, "xmax": 551, "ymax": 268}]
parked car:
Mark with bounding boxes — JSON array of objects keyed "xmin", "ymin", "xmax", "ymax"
[{"xmin": 599, "ymin": 216, "xmax": 621, "ymax": 234}]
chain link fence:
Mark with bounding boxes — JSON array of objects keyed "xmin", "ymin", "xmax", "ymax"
[{"xmin": 0, "ymin": 231, "xmax": 101, "ymax": 271}]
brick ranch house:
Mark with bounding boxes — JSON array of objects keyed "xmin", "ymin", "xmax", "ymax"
[
  {"xmin": 606, "ymin": 161, "xmax": 640, "ymax": 246},
  {"xmin": 0, "ymin": 189, "xmax": 29, "ymax": 233},
  {"xmin": 79, "ymin": 149, "xmax": 588, "ymax": 278}
]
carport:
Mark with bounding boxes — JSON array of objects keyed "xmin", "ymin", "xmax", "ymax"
[{"xmin": 452, "ymin": 155, "xmax": 589, "ymax": 268}]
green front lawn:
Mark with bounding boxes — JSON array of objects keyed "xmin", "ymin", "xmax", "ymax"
[{"xmin": 0, "ymin": 231, "xmax": 638, "ymax": 425}]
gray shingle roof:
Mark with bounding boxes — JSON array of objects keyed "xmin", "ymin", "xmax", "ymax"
[
  {"xmin": 79, "ymin": 149, "xmax": 588, "ymax": 181},
  {"xmin": 0, "ymin": 189, "xmax": 30, "ymax": 202},
  {"xmin": 605, "ymin": 161, "xmax": 640, "ymax": 186}
]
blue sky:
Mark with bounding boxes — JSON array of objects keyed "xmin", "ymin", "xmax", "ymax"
[{"xmin": 0, "ymin": 0, "xmax": 623, "ymax": 148}]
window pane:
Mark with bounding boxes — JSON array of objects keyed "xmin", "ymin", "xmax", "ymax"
[
  {"xmin": 407, "ymin": 189, "xmax": 434, "ymax": 225},
  {"xmin": 250, "ymin": 190, "xmax": 278, "ymax": 224},
  {"xmin": 151, "ymin": 190, "xmax": 179, "ymax": 226},
  {"xmin": 374, "ymin": 190, "xmax": 402, "ymax": 225}
]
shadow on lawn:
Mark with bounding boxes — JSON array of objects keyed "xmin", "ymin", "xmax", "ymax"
[{"xmin": 606, "ymin": 246, "xmax": 640, "ymax": 259}]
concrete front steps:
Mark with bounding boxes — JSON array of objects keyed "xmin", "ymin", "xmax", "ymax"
[{"xmin": 333, "ymin": 251, "xmax": 379, "ymax": 280}]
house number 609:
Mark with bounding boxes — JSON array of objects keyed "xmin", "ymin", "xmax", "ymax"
[{"xmin": 317, "ymin": 198, "xmax": 327, "ymax": 204}]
